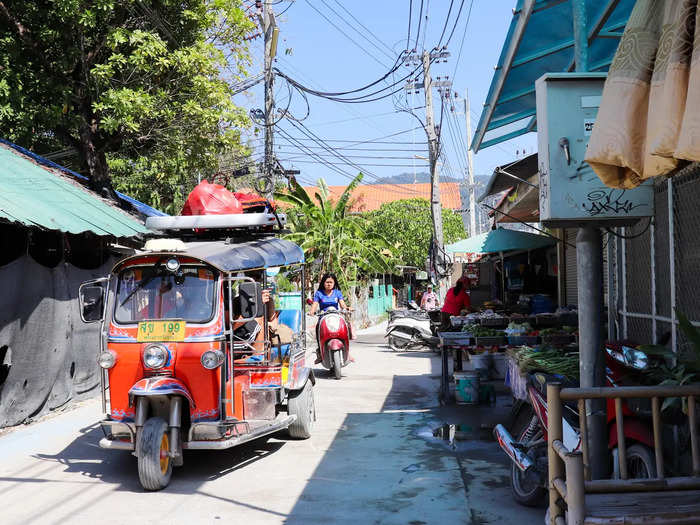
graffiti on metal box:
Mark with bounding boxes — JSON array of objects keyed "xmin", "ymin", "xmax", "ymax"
[{"xmin": 582, "ymin": 189, "xmax": 644, "ymax": 216}]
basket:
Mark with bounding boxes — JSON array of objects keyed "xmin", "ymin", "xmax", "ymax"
[
  {"xmin": 480, "ymin": 317, "xmax": 509, "ymax": 328},
  {"xmin": 541, "ymin": 334, "xmax": 575, "ymax": 347},
  {"xmin": 474, "ymin": 336, "xmax": 506, "ymax": 347},
  {"xmin": 507, "ymin": 335, "xmax": 540, "ymax": 346}
]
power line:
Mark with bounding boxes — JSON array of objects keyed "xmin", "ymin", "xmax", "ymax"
[
  {"xmin": 331, "ymin": 0, "xmax": 396, "ymax": 56},
  {"xmin": 304, "ymin": 0, "xmax": 391, "ymax": 69},
  {"xmin": 451, "ymin": 0, "xmax": 474, "ymax": 79}
]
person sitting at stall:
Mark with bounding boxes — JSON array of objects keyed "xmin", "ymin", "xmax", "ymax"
[
  {"xmin": 231, "ymin": 277, "xmax": 275, "ymax": 359},
  {"xmin": 440, "ymin": 274, "xmax": 471, "ymax": 328}
]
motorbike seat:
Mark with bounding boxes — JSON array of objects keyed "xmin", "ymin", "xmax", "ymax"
[{"xmin": 529, "ymin": 372, "xmax": 578, "ymax": 397}]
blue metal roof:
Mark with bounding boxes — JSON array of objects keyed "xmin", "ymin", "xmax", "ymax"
[{"xmin": 471, "ymin": 0, "xmax": 634, "ymax": 152}]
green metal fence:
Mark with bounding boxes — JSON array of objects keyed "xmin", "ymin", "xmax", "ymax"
[
  {"xmin": 277, "ymin": 292, "xmax": 302, "ymax": 311},
  {"xmin": 368, "ymin": 284, "xmax": 393, "ymax": 318}
]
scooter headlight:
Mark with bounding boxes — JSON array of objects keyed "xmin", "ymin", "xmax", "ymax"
[
  {"xmin": 623, "ymin": 346, "xmax": 648, "ymax": 370},
  {"xmin": 143, "ymin": 344, "xmax": 168, "ymax": 369},
  {"xmin": 97, "ymin": 350, "xmax": 117, "ymax": 369},
  {"xmin": 324, "ymin": 314, "xmax": 341, "ymax": 332},
  {"xmin": 201, "ymin": 350, "xmax": 225, "ymax": 370}
]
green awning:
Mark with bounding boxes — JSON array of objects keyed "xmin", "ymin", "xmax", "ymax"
[
  {"xmin": 446, "ymin": 228, "xmax": 556, "ymax": 255},
  {"xmin": 0, "ymin": 143, "xmax": 151, "ymax": 238}
]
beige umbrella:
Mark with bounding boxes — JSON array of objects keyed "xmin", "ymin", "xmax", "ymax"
[{"xmin": 586, "ymin": 0, "xmax": 700, "ymax": 189}]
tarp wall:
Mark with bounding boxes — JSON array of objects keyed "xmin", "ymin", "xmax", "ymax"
[{"xmin": 0, "ymin": 255, "xmax": 114, "ymax": 427}]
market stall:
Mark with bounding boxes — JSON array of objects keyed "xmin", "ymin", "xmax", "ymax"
[{"xmin": 438, "ymin": 308, "xmax": 579, "ymax": 404}]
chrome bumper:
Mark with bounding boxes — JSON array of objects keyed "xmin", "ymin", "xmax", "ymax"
[{"xmin": 184, "ymin": 415, "xmax": 296, "ymax": 450}]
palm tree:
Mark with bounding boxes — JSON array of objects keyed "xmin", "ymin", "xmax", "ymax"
[{"xmin": 275, "ymin": 173, "xmax": 394, "ymax": 292}]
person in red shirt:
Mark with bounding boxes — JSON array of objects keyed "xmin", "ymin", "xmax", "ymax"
[{"xmin": 440, "ymin": 274, "xmax": 471, "ymax": 327}]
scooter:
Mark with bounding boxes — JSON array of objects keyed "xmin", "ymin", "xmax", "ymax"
[
  {"xmin": 316, "ymin": 307, "xmax": 351, "ymax": 379},
  {"xmin": 493, "ymin": 343, "xmax": 657, "ymax": 506},
  {"xmin": 385, "ymin": 306, "xmax": 440, "ymax": 351}
]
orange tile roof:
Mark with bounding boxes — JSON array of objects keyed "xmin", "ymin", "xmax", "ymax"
[{"xmin": 301, "ymin": 182, "xmax": 462, "ymax": 212}]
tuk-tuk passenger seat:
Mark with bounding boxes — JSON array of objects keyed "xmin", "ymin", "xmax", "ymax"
[{"xmin": 270, "ymin": 309, "xmax": 301, "ymax": 361}]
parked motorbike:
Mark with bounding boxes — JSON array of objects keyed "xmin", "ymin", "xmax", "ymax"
[
  {"xmin": 385, "ymin": 306, "xmax": 440, "ymax": 351},
  {"xmin": 316, "ymin": 307, "xmax": 351, "ymax": 379},
  {"xmin": 493, "ymin": 343, "xmax": 657, "ymax": 506}
]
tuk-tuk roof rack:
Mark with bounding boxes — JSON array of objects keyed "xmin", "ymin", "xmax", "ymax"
[{"xmin": 146, "ymin": 212, "xmax": 286, "ymax": 232}]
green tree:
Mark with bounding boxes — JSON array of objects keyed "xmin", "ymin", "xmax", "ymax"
[
  {"xmin": 365, "ymin": 198, "xmax": 465, "ymax": 268},
  {"xmin": 0, "ymin": 0, "xmax": 253, "ymax": 212},
  {"xmin": 275, "ymin": 173, "xmax": 394, "ymax": 291}
]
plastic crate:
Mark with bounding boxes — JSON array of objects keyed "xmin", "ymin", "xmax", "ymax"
[
  {"xmin": 438, "ymin": 332, "xmax": 473, "ymax": 346},
  {"xmin": 536, "ymin": 315, "xmax": 559, "ymax": 327},
  {"xmin": 480, "ymin": 317, "xmax": 509, "ymax": 328},
  {"xmin": 474, "ymin": 336, "xmax": 506, "ymax": 347},
  {"xmin": 507, "ymin": 335, "xmax": 540, "ymax": 346},
  {"xmin": 541, "ymin": 334, "xmax": 575, "ymax": 346}
]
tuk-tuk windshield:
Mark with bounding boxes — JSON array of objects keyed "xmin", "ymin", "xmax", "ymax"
[{"xmin": 115, "ymin": 265, "xmax": 216, "ymax": 324}]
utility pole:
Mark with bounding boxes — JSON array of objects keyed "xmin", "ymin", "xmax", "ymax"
[
  {"xmin": 259, "ymin": 0, "xmax": 278, "ymax": 200},
  {"xmin": 464, "ymin": 92, "xmax": 477, "ymax": 236},
  {"xmin": 422, "ymin": 51, "xmax": 444, "ymax": 269},
  {"xmin": 404, "ymin": 48, "xmax": 451, "ymax": 298}
]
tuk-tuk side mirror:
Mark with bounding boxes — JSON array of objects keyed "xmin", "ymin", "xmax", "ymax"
[{"xmin": 79, "ymin": 279, "xmax": 108, "ymax": 323}]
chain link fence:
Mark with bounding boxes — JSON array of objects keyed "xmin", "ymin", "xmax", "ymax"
[{"xmin": 610, "ymin": 164, "xmax": 700, "ymax": 351}]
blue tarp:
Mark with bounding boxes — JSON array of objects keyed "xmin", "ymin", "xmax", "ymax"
[{"xmin": 471, "ymin": 0, "xmax": 635, "ymax": 152}]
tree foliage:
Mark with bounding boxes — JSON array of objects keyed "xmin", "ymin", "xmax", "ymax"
[
  {"xmin": 365, "ymin": 198, "xmax": 466, "ymax": 268},
  {"xmin": 275, "ymin": 173, "xmax": 394, "ymax": 292},
  {"xmin": 0, "ymin": 0, "xmax": 253, "ymax": 213}
]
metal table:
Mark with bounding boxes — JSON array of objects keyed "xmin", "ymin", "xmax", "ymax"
[{"xmin": 437, "ymin": 333, "xmax": 470, "ymax": 404}]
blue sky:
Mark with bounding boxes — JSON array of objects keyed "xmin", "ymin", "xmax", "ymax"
[{"xmin": 236, "ymin": 0, "xmax": 537, "ymax": 190}]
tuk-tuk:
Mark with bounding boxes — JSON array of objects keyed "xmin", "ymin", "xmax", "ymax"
[{"xmin": 78, "ymin": 212, "xmax": 315, "ymax": 490}]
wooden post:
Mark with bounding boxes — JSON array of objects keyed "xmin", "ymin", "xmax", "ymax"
[
  {"xmin": 615, "ymin": 397, "xmax": 627, "ymax": 479},
  {"xmin": 689, "ymin": 396, "xmax": 700, "ymax": 476},
  {"xmin": 652, "ymin": 396, "xmax": 664, "ymax": 478},
  {"xmin": 578, "ymin": 398, "xmax": 590, "ymax": 480},
  {"xmin": 548, "ymin": 383, "xmax": 564, "ymax": 524},
  {"xmin": 565, "ymin": 451, "xmax": 586, "ymax": 525}
]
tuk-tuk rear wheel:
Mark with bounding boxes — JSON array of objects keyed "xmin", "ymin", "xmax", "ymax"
[{"xmin": 138, "ymin": 417, "xmax": 173, "ymax": 491}]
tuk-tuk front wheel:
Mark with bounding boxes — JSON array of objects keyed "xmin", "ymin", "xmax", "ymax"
[
  {"xmin": 138, "ymin": 417, "xmax": 173, "ymax": 491},
  {"xmin": 288, "ymin": 381, "xmax": 315, "ymax": 439}
]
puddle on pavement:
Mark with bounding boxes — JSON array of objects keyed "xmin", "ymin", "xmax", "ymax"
[{"xmin": 419, "ymin": 423, "xmax": 495, "ymax": 451}]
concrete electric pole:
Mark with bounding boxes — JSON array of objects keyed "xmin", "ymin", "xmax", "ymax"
[
  {"xmin": 464, "ymin": 92, "xmax": 477, "ymax": 237},
  {"xmin": 404, "ymin": 49, "xmax": 451, "ymax": 298},
  {"xmin": 422, "ymin": 51, "xmax": 444, "ymax": 266},
  {"xmin": 259, "ymin": 0, "xmax": 278, "ymax": 200}
]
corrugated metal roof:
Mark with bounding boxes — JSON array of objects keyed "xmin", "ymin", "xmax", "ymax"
[
  {"xmin": 301, "ymin": 183, "xmax": 463, "ymax": 212},
  {"xmin": 0, "ymin": 143, "xmax": 152, "ymax": 237},
  {"xmin": 0, "ymin": 139, "xmax": 167, "ymax": 217},
  {"xmin": 471, "ymin": 0, "xmax": 635, "ymax": 152}
]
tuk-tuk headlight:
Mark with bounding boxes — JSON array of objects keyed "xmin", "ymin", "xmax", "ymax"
[
  {"xmin": 201, "ymin": 350, "xmax": 225, "ymax": 370},
  {"xmin": 97, "ymin": 350, "xmax": 117, "ymax": 369},
  {"xmin": 143, "ymin": 344, "xmax": 168, "ymax": 369}
]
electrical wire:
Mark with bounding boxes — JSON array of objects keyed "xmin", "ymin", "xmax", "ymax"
[
  {"xmin": 406, "ymin": 0, "xmax": 413, "ymax": 49},
  {"xmin": 605, "ymin": 218, "xmax": 653, "ymax": 240},
  {"xmin": 451, "ymin": 0, "xmax": 474, "ymax": 80},
  {"xmin": 304, "ymin": 0, "xmax": 391, "ymax": 69},
  {"xmin": 331, "ymin": 0, "xmax": 396, "ymax": 57},
  {"xmin": 414, "ymin": 0, "xmax": 424, "ymax": 50}
]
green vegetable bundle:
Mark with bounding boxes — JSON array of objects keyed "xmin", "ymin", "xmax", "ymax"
[{"xmin": 507, "ymin": 346, "xmax": 579, "ymax": 379}]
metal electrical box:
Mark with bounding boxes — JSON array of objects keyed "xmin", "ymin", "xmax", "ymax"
[{"xmin": 536, "ymin": 73, "xmax": 653, "ymax": 225}]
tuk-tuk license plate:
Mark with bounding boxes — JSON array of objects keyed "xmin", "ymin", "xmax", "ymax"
[{"xmin": 137, "ymin": 321, "xmax": 186, "ymax": 342}]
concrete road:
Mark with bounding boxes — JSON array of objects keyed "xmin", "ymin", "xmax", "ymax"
[{"xmin": 0, "ymin": 323, "xmax": 545, "ymax": 524}]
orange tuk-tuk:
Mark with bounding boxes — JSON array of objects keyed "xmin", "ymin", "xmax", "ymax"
[{"xmin": 78, "ymin": 213, "xmax": 314, "ymax": 490}]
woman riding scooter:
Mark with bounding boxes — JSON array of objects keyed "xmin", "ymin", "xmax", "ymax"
[{"xmin": 310, "ymin": 273, "xmax": 353, "ymax": 370}]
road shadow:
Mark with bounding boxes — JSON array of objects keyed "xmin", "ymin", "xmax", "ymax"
[{"xmin": 28, "ymin": 421, "xmax": 289, "ymax": 493}]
